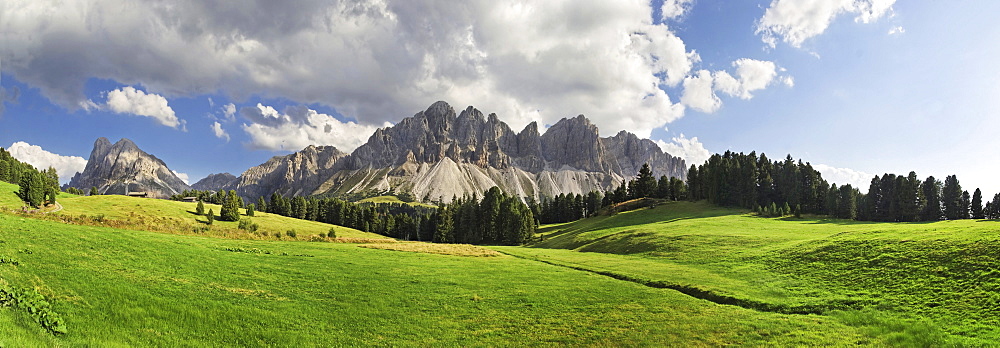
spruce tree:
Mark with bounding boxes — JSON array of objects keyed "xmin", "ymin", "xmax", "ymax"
[
  {"xmin": 942, "ymin": 175, "xmax": 962, "ymax": 220},
  {"xmin": 90, "ymin": 186, "xmax": 99, "ymax": 196},
  {"xmin": 635, "ymin": 163, "xmax": 657, "ymax": 198},
  {"xmin": 220, "ymin": 190, "xmax": 242, "ymax": 221},
  {"xmin": 921, "ymin": 176, "xmax": 942, "ymax": 221},
  {"xmin": 207, "ymin": 208, "xmax": 215, "ymax": 225},
  {"xmin": 196, "ymin": 200, "xmax": 205, "ymax": 215},
  {"xmin": 246, "ymin": 203, "xmax": 255, "ymax": 217},
  {"xmin": 960, "ymin": 190, "xmax": 971, "ymax": 219},
  {"xmin": 971, "ymin": 188, "xmax": 984, "ymax": 219}
]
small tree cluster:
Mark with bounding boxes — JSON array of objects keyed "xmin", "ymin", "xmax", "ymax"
[{"xmin": 219, "ymin": 190, "xmax": 243, "ymax": 222}]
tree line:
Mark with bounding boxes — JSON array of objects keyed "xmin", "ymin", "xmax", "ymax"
[
  {"xmin": 0, "ymin": 147, "xmax": 60, "ymax": 208},
  {"xmin": 684, "ymin": 150, "xmax": 997, "ymax": 222},
  {"xmin": 429, "ymin": 187, "xmax": 535, "ymax": 245}
]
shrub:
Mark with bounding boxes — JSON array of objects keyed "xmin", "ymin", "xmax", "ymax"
[
  {"xmin": 286, "ymin": 229, "xmax": 297, "ymax": 238},
  {"xmin": 327, "ymin": 228, "xmax": 337, "ymax": 239},
  {"xmin": 238, "ymin": 218, "xmax": 259, "ymax": 233}
]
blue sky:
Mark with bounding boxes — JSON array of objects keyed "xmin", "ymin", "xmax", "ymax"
[{"xmin": 2, "ymin": 0, "xmax": 999, "ymax": 196}]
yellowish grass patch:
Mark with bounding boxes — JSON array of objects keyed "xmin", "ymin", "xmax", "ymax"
[{"xmin": 358, "ymin": 242, "xmax": 504, "ymax": 257}]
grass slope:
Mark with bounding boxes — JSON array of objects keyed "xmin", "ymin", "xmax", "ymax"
[
  {"xmin": 358, "ymin": 195, "xmax": 437, "ymax": 208},
  {"xmin": 55, "ymin": 193, "xmax": 382, "ymax": 240},
  {"xmin": 0, "ymin": 214, "xmax": 871, "ymax": 346},
  {"xmin": 502, "ymin": 200, "xmax": 1000, "ymax": 345}
]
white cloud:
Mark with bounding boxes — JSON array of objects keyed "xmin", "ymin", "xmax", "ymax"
[
  {"xmin": 888, "ymin": 26, "xmax": 905, "ymax": 35},
  {"xmin": 171, "ymin": 170, "xmax": 190, "ymax": 185},
  {"xmin": 6, "ymin": 141, "xmax": 88, "ymax": 184},
  {"xmin": 241, "ymin": 104, "xmax": 386, "ymax": 152},
  {"xmin": 756, "ymin": 0, "xmax": 898, "ymax": 48},
  {"xmin": 655, "ymin": 134, "xmax": 711, "ymax": 167},
  {"xmin": 0, "ymin": 0, "xmax": 708, "ymax": 139},
  {"xmin": 661, "ymin": 0, "xmax": 695, "ymax": 21},
  {"xmin": 105, "ymin": 87, "xmax": 184, "ymax": 129},
  {"xmin": 680, "ymin": 70, "xmax": 720, "ymax": 113},
  {"xmin": 211, "ymin": 122, "xmax": 230, "ymax": 142},
  {"xmin": 814, "ymin": 164, "xmax": 874, "ymax": 190},
  {"xmin": 223, "ymin": 103, "xmax": 236, "ymax": 122},
  {"xmin": 781, "ymin": 75, "xmax": 795, "ymax": 87},
  {"xmin": 713, "ymin": 59, "xmax": 781, "ymax": 100}
]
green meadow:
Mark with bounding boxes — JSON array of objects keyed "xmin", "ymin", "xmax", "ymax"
[{"xmin": 0, "ymin": 182, "xmax": 997, "ymax": 345}]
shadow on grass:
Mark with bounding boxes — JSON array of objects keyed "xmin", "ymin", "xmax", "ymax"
[{"xmin": 531, "ymin": 202, "xmax": 739, "ymax": 250}]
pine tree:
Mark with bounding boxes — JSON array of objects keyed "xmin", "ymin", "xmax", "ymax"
[
  {"xmin": 220, "ymin": 190, "xmax": 242, "ymax": 222},
  {"xmin": 635, "ymin": 163, "xmax": 657, "ymax": 198},
  {"xmin": 90, "ymin": 186, "xmax": 99, "ymax": 196},
  {"xmin": 18, "ymin": 171, "xmax": 45, "ymax": 208},
  {"xmin": 960, "ymin": 190, "xmax": 971, "ymax": 219},
  {"xmin": 246, "ymin": 203, "xmax": 256, "ymax": 217},
  {"xmin": 921, "ymin": 176, "xmax": 942, "ymax": 221},
  {"xmin": 196, "ymin": 200, "xmax": 205, "ymax": 215},
  {"xmin": 207, "ymin": 208, "xmax": 215, "ymax": 225},
  {"xmin": 942, "ymin": 175, "xmax": 963, "ymax": 220},
  {"xmin": 971, "ymin": 188, "xmax": 984, "ymax": 219}
]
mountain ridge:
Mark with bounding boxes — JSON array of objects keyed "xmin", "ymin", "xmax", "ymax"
[{"xmin": 227, "ymin": 101, "xmax": 686, "ymax": 202}]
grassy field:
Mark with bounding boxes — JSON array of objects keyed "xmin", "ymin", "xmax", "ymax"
[
  {"xmin": 496, "ymin": 200, "xmax": 1000, "ymax": 345},
  {"xmin": 2, "ymin": 182, "xmax": 997, "ymax": 345},
  {"xmin": 0, "ymin": 213, "xmax": 878, "ymax": 346}
]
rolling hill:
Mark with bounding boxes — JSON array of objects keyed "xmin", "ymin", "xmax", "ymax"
[
  {"xmin": 498, "ymin": 200, "xmax": 1000, "ymax": 345},
  {"xmin": 1, "ymin": 182, "xmax": 996, "ymax": 345}
]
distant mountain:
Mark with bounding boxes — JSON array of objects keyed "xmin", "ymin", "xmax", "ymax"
[
  {"xmin": 228, "ymin": 101, "xmax": 685, "ymax": 202},
  {"xmin": 191, "ymin": 173, "xmax": 237, "ymax": 191},
  {"xmin": 68, "ymin": 138, "xmax": 192, "ymax": 198},
  {"xmin": 223, "ymin": 145, "xmax": 348, "ymax": 199}
]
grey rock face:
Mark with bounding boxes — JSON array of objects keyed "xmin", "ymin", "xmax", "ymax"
[
  {"xmin": 226, "ymin": 145, "xmax": 347, "ymax": 199},
  {"xmin": 228, "ymin": 101, "xmax": 687, "ymax": 202},
  {"xmin": 191, "ymin": 173, "xmax": 238, "ymax": 191},
  {"xmin": 68, "ymin": 138, "xmax": 192, "ymax": 198}
]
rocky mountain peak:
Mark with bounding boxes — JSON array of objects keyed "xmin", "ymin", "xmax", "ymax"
[
  {"xmin": 191, "ymin": 173, "xmax": 238, "ymax": 191},
  {"xmin": 69, "ymin": 138, "xmax": 191, "ymax": 198}
]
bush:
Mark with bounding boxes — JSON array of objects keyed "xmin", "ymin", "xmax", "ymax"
[
  {"xmin": 238, "ymin": 218, "xmax": 259, "ymax": 233},
  {"xmin": 285, "ymin": 229, "xmax": 297, "ymax": 238},
  {"xmin": 327, "ymin": 228, "xmax": 337, "ymax": 239}
]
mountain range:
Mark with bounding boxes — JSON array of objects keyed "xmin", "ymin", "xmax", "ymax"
[{"xmin": 70, "ymin": 101, "xmax": 686, "ymax": 202}]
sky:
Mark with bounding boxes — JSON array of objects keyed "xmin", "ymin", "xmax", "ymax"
[{"xmin": 2, "ymin": 0, "xmax": 999, "ymax": 196}]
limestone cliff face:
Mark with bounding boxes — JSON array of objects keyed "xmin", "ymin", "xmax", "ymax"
[
  {"xmin": 191, "ymin": 173, "xmax": 237, "ymax": 191},
  {"xmin": 224, "ymin": 145, "xmax": 347, "ymax": 199},
  {"xmin": 229, "ymin": 101, "xmax": 687, "ymax": 202},
  {"xmin": 68, "ymin": 138, "xmax": 192, "ymax": 198}
]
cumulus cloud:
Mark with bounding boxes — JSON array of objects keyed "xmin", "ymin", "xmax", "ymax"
[
  {"xmin": 223, "ymin": 103, "xmax": 236, "ymax": 122},
  {"xmin": 680, "ymin": 70, "xmax": 720, "ymax": 113},
  {"xmin": 171, "ymin": 170, "xmax": 190, "ymax": 185},
  {"xmin": 888, "ymin": 26, "xmax": 905, "ymax": 35},
  {"xmin": 240, "ymin": 103, "xmax": 386, "ymax": 152},
  {"xmin": 0, "ymin": 0, "xmax": 713, "ymax": 139},
  {"xmin": 661, "ymin": 0, "xmax": 695, "ymax": 21},
  {"xmin": 814, "ymin": 164, "xmax": 874, "ymax": 190},
  {"xmin": 6, "ymin": 141, "xmax": 88, "ymax": 184},
  {"xmin": 680, "ymin": 58, "xmax": 786, "ymax": 112},
  {"xmin": 105, "ymin": 87, "xmax": 184, "ymax": 129},
  {"xmin": 756, "ymin": 0, "xmax": 897, "ymax": 48},
  {"xmin": 211, "ymin": 121, "xmax": 230, "ymax": 142},
  {"xmin": 655, "ymin": 134, "xmax": 711, "ymax": 167}
]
